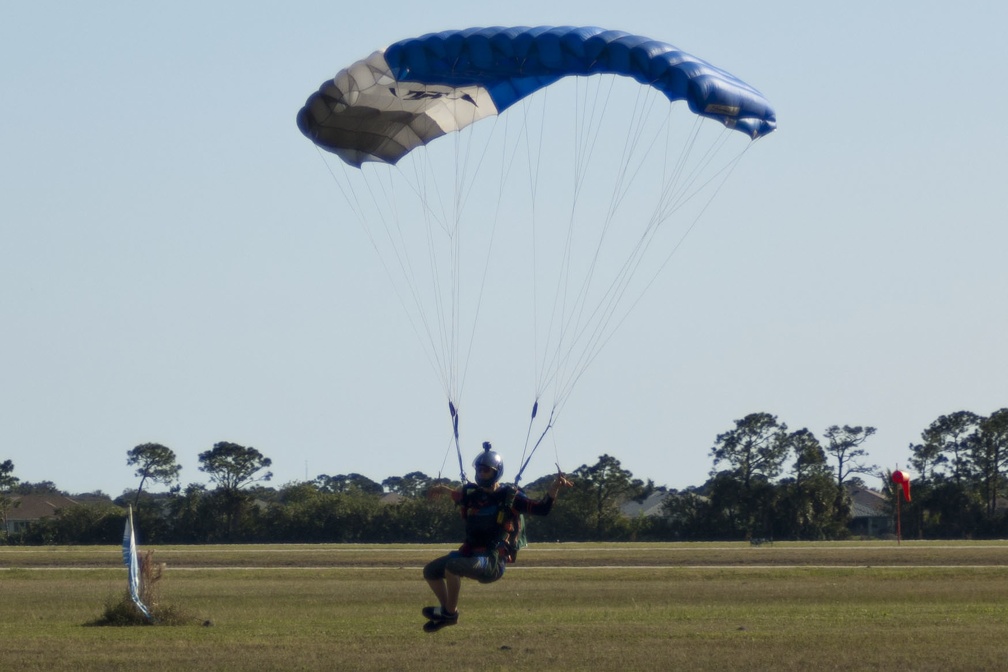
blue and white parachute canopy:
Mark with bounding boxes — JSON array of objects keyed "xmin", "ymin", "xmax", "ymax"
[{"xmin": 297, "ymin": 26, "xmax": 776, "ymax": 167}]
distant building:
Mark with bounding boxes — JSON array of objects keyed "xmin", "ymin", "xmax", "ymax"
[
  {"xmin": 847, "ymin": 486, "xmax": 892, "ymax": 537},
  {"xmin": 614, "ymin": 484, "xmax": 897, "ymax": 539},
  {"xmin": 619, "ymin": 489, "xmax": 671, "ymax": 518},
  {"xmin": 2, "ymin": 493, "xmax": 79, "ymax": 535}
]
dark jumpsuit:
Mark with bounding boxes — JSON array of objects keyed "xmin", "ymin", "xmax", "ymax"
[{"xmin": 423, "ymin": 484, "xmax": 554, "ymax": 584}]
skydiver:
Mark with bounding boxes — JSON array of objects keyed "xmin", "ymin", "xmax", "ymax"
[{"xmin": 421, "ymin": 442, "xmax": 573, "ymax": 632}]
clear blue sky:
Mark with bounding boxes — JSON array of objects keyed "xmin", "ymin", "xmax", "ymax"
[{"xmin": 3, "ymin": 2, "xmax": 1006, "ymax": 497}]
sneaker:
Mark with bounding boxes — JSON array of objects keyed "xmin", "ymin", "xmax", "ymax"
[
  {"xmin": 423, "ymin": 617, "xmax": 458, "ymax": 633},
  {"xmin": 421, "ymin": 606, "xmax": 458, "ymax": 622},
  {"xmin": 421, "ymin": 606, "xmax": 458, "ymax": 633}
]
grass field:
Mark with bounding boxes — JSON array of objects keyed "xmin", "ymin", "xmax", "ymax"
[{"xmin": 3, "ymin": 541, "xmax": 1008, "ymax": 671}]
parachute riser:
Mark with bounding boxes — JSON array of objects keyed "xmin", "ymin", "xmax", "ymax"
[
  {"xmin": 448, "ymin": 400, "xmax": 468, "ymax": 483},
  {"xmin": 515, "ymin": 402, "xmax": 555, "ymax": 486}
]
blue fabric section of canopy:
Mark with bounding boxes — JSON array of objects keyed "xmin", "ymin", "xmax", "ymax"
[{"xmin": 384, "ymin": 26, "xmax": 776, "ymax": 139}]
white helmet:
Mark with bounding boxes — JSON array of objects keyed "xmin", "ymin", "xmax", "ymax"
[{"xmin": 472, "ymin": 441, "xmax": 504, "ymax": 487}]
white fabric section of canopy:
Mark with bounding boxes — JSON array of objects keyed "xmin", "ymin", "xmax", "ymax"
[{"xmin": 329, "ymin": 51, "xmax": 499, "ymax": 166}]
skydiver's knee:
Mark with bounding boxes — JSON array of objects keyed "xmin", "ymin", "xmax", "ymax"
[{"xmin": 423, "ymin": 555, "xmax": 448, "ymax": 581}]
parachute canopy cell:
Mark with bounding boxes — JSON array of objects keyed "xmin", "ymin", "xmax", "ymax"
[{"xmin": 297, "ymin": 26, "xmax": 777, "ymax": 167}]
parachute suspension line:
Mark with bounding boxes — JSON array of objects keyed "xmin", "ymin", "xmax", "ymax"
[
  {"xmin": 436, "ymin": 93, "xmax": 503, "ymax": 411},
  {"xmin": 646, "ymin": 131, "xmax": 754, "ymax": 291},
  {"xmin": 449, "ymin": 97, "xmax": 496, "ymax": 391},
  {"xmin": 605, "ymin": 87, "xmax": 667, "ymax": 219},
  {"xmin": 331, "ymin": 102, "xmax": 455, "ymax": 404},
  {"xmin": 315, "ymin": 146, "xmax": 367, "ymax": 222},
  {"xmin": 561, "ymin": 77, "xmax": 626, "ymax": 363},
  {"xmin": 399, "ymin": 93, "xmax": 471, "ymax": 405},
  {"xmin": 401, "ymin": 150, "xmax": 456, "ymax": 400},
  {"xmin": 443, "ymin": 127, "xmax": 462, "ymax": 404},
  {"xmin": 535, "ymin": 76, "xmax": 634, "ymax": 414},
  {"xmin": 571, "ymin": 75, "xmax": 616, "ymax": 202},
  {"xmin": 553, "ymin": 75, "xmax": 617, "ymax": 357},
  {"xmin": 558, "ymin": 116, "xmax": 721, "ymax": 394},
  {"xmin": 393, "ymin": 96, "xmax": 483, "ymax": 406},
  {"xmin": 442, "ymin": 105, "xmax": 513, "ymax": 469},
  {"xmin": 509, "ymin": 84, "xmax": 575, "ymax": 479},
  {"xmin": 543, "ymin": 76, "xmax": 605, "ymax": 416},
  {"xmin": 450, "ymin": 90, "xmax": 480, "ymax": 419},
  {"xmin": 417, "ymin": 94, "xmax": 514, "ymax": 472},
  {"xmin": 452, "ymin": 114, "xmax": 510, "ymax": 403},
  {"xmin": 399, "ymin": 121, "xmax": 455, "ymax": 402},
  {"xmin": 506, "ymin": 91, "xmax": 561, "ymax": 478},
  {"xmin": 556, "ymin": 93, "xmax": 677, "ymax": 390},
  {"xmin": 584, "ymin": 111, "xmax": 701, "ymax": 320},
  {"xmin": 520, "ymin": 55, "xmax": 559, "ymax": 464},
  {"xmin": 658, "ymin": 118, "xmax": 734, "ymax": 222},
  {"xmin": 515, "ymin": 403, "xmax": 556, "ymax": 486},
  {"xmin": 522, "ymin": 86, "xmax": 547, "ymax": 402},
  {"xmin": 531, "ymin": 85, "xmax": 743, "ymax": 419},
  {"xmin": 533, "ymin": 80, "xmax": 592, "ymax": 405},
  {"xmin": 316, "ymin": 150, "xmax": 452, "ymax": 397},
  {"xmin": 570, "ymin": 125, "xmax": 758, "ymax": 375},
  {"xmin": 553, "ymin": 85, "xmax": 664, "ymax": 393},
  {"xmin": 436, "ymin": 433, "xmax": 458, "ymax": 483},
  {"xmin": 517, "ymin": 77, "xmax": 622, "ymax": 476},
  {"xmin": 518, "ymin": 78, "xmax": 595, "ymax": 429}
]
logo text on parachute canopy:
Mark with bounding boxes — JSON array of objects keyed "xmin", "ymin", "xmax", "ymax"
[{"xmin": 395, "ymin": 88, "xmax": 479, "ymax": 106}]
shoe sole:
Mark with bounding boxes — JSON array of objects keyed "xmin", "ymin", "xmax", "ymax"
[
  {"xmin": 422, "ymin": 606, "xmax": 458, "ymax": 621},
  {"xmin": 423, "ymin": 618, "xmax": 457, "ymax": 633}
]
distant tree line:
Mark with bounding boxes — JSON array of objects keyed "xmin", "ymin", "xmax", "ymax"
[
  {"xmin": 902, "ymin": 409, "xmax": 1008, "ymax": 537},
  {"xmin": 2, "ymin": 408, "xmax": 1007, "ymax": 545}
]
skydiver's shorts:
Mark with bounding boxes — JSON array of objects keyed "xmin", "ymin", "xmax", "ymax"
[{"xmin": 423, "ymin": 550, "xmax": 505, "ymax": 584}]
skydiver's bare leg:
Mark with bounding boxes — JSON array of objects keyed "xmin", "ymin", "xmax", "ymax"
[
  {"xmin": 444, "ymin": 571, "xmax": 461, "ymax": 614},
  {"xmin": 426, "ymin": 577, "xmax": 449, "ymax": 609},
  {"xmin": 426, "ymin": 572, "xmax": 460, "ymax": 614}
]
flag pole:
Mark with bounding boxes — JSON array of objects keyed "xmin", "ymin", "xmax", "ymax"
[
  {"xmin": 890, "ymin": 468, "xmax": 912, "ymax": 545},
  {"xmin": 899, "ymin": 477, "xmax": 907, "ymax": 548}
]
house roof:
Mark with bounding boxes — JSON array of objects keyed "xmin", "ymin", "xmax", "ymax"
[
  {"xmin": 847, "ymin": 486, "xmax": 888, "ymax": 518},
  {"xmin": 5, "ymin": 494, "xmax": 79, "ymax": 522},
  {"xmin": 620, "ymin": 490, "xmax": 670, "ymax": 518}
]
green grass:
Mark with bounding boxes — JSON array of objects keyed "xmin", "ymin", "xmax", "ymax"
[{"xmin": 3, "ymin": 542, "xmax": 1008, "ymax": 671}]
